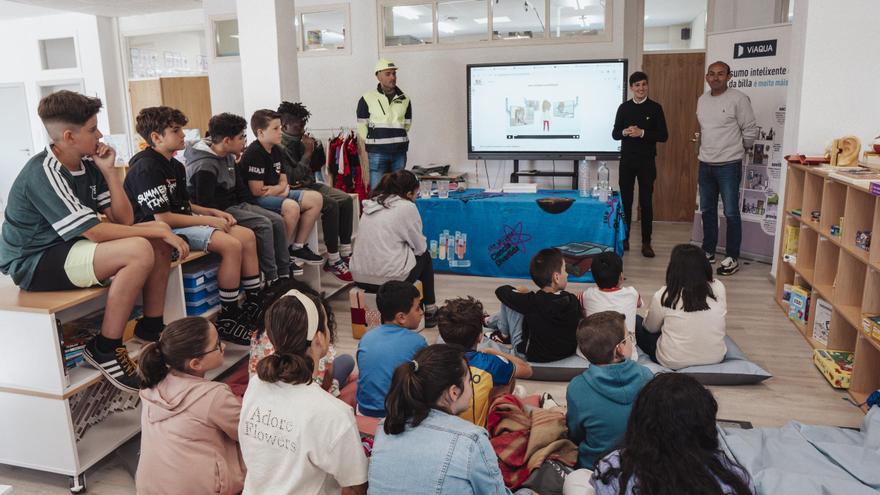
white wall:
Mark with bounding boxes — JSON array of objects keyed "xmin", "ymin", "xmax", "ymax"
[
  {"xmin": 710, "ymin": 0, "xmax": 780, "ymax": 32},
  {"xmin": 689, "ymin": 9, "xmax": 707, "ymax": 49},
  {"xmin": 786, "ymin": 0, "xmax": 880, "ymax": 154},
  {"xmin": 644, "ymin": 24, "xmax": 690, "ymax": 50},
  {"xmin": 118, "ymin": 8, "xmax": 204, "ymax": 35},
  {"xmin": 95, "ymin": 16, "xmax": 127, "ymax": 134},
  {"xmin": 0, "ymin": 13, "xmax": 110, "ymax": 150},
  {"xmin": 203, "ymin": 0, "xmax": 244, "ymax": 116}
]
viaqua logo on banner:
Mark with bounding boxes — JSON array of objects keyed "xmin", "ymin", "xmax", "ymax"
[{"xmin": 733, "ymin": 39, "xmax": 777, "ymax": 59}]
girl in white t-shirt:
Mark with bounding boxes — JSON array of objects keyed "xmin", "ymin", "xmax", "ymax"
[
  {"xmin": 239, "ymin": 289, "xmax": 368, "ymax": 495},
  {"xmin": 638, "ymin": 244, "xmax": 728, "ymax": 370}
]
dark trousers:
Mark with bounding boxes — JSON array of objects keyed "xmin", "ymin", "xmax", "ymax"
[
  {"xmin": 355, "ymin": 252, "xmax": 436, "ymax": 305},
  {"xmin": 619, "ymin": 155, "xmax": 656, "ymax": 244},
  {"xmin": 635, "ymin": 321, "xmax": 661, "ymax": 364},
  {"xmin": 698, "ymin": 161, "xmax": 742, "ymax": 259},
  {"xmin": 308, "ymin": 183, "xmax": 354, "ymax": 254}
]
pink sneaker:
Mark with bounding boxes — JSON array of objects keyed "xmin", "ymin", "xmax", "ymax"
[{"xmin": 324, "ymin": 258, "xmax": 353, "ymax": 282}]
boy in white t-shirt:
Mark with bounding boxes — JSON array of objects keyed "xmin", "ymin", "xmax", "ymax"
[{"xmin": 579, "ymin": 252, "xmax": 642, "ymax": 361}]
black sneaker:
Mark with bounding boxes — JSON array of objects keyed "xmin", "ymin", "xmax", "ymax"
[
  {"xmin": 424, "ymin": 307, "xmax": 438, "ymax": 328},
  {"xmin": 716, "ymin": 256, "xmax": 740, "ymax": 276},
  {"xmin": 289, "ymin": 246, "xmax": 324, "ymax": 265},
  {"xmin": 82, "ymin": 339, "xmax": 140, "ymax": 393},
  {"xmin": 216, "ymin": 311, "xmax": 253, "ymax": 345},
  {"xmin": 241, "ymin": 298, "xmax": 265, "ymax": 325},
  {"xmin": 133, "ymin": 319, "xmax": 162, "ymax": 342},
  {"xmin": 290, "ymin": 262, "xmax": 304, "ymax": 276},
  {"xmin": 706, "ymin": 252, "xmax": 716, "ymax": 264}
]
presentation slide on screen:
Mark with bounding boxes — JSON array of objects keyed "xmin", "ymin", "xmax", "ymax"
[{"xmin": 469, "ymin": 62, "xmax": 625, "ymax": 155}]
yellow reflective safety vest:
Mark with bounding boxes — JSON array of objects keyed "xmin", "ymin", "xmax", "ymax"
[{"xmin": 356, "ymin": 85, "xmax": 412, "ymax": 154}]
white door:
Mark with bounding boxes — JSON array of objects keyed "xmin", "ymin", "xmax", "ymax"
[{"xmin": 0, "ymin": 84, "xmax": 35, "ymax": 210}]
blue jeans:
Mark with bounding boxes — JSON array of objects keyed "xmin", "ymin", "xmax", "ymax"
[
  {"xmin": 699, "ymin": 161, "xmax": 742, "ymax": 259},
  {"xmin": 485, "ymin": 304, "xmax": 526, "ymax": 359},
  {"xmin": 368, "ymin": 151, "xmax": 407, "ymax": 189},
  {"xmin": 253, "ymin": 189, "xmax": 304, "ymax": 213}
]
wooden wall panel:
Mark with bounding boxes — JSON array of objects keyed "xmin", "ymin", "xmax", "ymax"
[
  {"xmin": 159, "ymin": 76, "xmax": 213, "ymax": 137},
  {"xmin": 643, "ymin": 52, "xmax": 705, "ymax": 222},
  {"xmin": 128, "ymin": 76, "xmax": 213, "ymax": 142}
]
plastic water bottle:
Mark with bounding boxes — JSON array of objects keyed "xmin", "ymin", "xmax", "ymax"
[
  {"xmin": 578, "ymin": 159, "xmax": 590, "ymax": 197},
  {"xmin": 597, "ymin": 161, "xmax": 610, "ymax": 202}
]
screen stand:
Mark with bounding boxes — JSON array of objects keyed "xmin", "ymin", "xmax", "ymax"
[{"xmin": 510, "ymin": 160, "xmax": 579, "ymax": 189}]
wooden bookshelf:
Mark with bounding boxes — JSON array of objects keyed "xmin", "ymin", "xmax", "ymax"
[{"xmin": 776, "ymin": 161, "xmax": 880, "ymax": 409}]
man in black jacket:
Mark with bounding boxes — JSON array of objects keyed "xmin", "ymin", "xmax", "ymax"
[
  {"xmin": 612, "ymin": 71, "xmax": 668, "ymax": 258},
  {"xmin": 277, "ymin": 101, "xmax": 354, "ymax": 282}
]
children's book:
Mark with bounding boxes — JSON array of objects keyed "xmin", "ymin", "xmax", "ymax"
[{"xmin": 812, "ymin": 298, "xmax": 832, "ymax": 344}]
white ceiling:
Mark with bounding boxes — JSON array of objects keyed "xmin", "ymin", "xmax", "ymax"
[
  {"xmin": 644, "ymin": 0, "xmax": 707, "ymax": 28},
  {"xmin": 0, "ymin": 0, "xmax": 64, "ymax": 19},
  {"xmin": 2, "ymin": 0, "xmax": 201, "ymax": 19}
]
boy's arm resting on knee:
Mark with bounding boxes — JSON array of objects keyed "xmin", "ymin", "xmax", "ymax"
[
  {"xmin": 190, "ymin": 204, "xmax": 236, "ymax": 226},
  {"xmin": 154, "ymin": 211, "xmax": 228, "ymax": 232},
  {"xmin": 248, "ymin": 179, "xmax": 270, "ymax": 198},
  {"xmin": 82, "ymin": 222, "xmax": 183, "ymax": 247}
]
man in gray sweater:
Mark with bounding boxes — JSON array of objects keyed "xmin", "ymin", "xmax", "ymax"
[{"xmin": 697, "ymin": 60, "xmax": 758, "ymax": 276}]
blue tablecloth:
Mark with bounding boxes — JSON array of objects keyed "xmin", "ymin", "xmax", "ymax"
[{"xmin": 416, "ymin": 189, "xmax": 625, "ymax": 283}]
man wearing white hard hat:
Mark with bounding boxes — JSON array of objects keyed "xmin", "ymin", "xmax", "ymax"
[{"xmin": 357, "ymin": 59, "xmax": 412, "ymax": 188}]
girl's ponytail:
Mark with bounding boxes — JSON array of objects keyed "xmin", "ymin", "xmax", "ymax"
[
  {"xmin": 137, "ymin": 317, "xmax": 213, "ymax": 388},
  {"xmin": 383, "ymin": 344, "xmax": 467, "ymax": 435}
]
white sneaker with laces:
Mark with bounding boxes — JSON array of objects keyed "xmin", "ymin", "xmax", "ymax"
[{"xmin": 716, "ymin": 256, "xmax": 739, "ymax": 276}]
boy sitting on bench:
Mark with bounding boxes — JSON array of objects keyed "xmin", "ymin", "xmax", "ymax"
[{"xmin": 0, "ymin": 91, "xmax": 189, "ymax": 392}]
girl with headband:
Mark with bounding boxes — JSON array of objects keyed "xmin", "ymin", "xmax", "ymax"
[
  {"xmin": 136, "ymin": 317, "xmax": 245, "ymax": 495},
  {"xmin": 238, "ymin": 289, "xmax": 368, "ymax": 494},
  {"xmin": 368, "ymin": 344, "xmax": 533, "ymax": 494}
]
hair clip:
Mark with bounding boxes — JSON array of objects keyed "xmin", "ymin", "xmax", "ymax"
[{"xmin": 411, "ymin": 360, "xmax": 419, "ymax": 372}]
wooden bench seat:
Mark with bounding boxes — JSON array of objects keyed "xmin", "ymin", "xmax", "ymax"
[{"xmin": 0, "ymin": 251, "xmax": 209, "ymax": 314}]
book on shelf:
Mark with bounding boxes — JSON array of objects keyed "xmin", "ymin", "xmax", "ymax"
[
  {"xmin": 788, "ymin": 286, "xmax": 810, "ymax": 324},
  {"xmin": 781, "ymin": 283, "xmax": 793, "ymax": 307},
  {"xmin": 783, "ymin": 225, "xmax": 800, "ymax": 256},
  {"xmin": 812, "ymin": 298, "xmax": 832, "ymax": 345}
]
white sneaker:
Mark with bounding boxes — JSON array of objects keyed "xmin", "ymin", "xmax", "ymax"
[{"xmin": 716, "ymin": 256, "xmax": 739, "ymax": 276}]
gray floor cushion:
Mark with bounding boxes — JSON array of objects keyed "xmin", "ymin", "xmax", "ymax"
[{"xmin": 637, "ymin": 335, "xmax": 772, "ymax": 385}]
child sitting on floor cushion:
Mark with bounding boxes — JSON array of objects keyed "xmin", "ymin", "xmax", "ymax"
[
  {"xmin": 566, "ymin": 311, "xmax": 652, "ymax": 469},
  {"xmin": 137, "ymin": 317, "xmax": 245, "ymax": 495},
  {"xmin": 638, "ymin": 244, "xmax": 728, "ymax": 370},
  {"xmin": 579, "ymin": 251, "xmax": 642, "ymax": 360},
  {"xmin": 491, "ymin": 247, "xmax": 582, "ymax": 362},
  {"xmin": 437, "ymin": 296, "xmax": 533, "ymax": 427}
]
